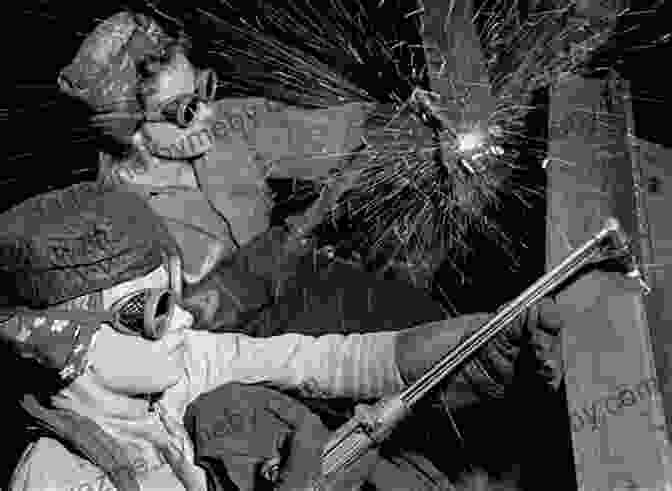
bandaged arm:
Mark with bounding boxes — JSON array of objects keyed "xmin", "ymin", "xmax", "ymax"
[{"xmin": 183, "ymin": 329, "xmax": 406, "ymax": 403}]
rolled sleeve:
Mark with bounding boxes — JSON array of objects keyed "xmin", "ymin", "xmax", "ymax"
[{"xmin": 183, "ymin": 329, "xmax": 405, "ymax": 405}]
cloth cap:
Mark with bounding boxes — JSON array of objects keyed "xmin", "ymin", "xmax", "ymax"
[
  {"xmin": 57, "ymin": 11, "xmax": 174, "ymax": 142},
  {"xmin": 0, "ymin": 182, "xmax": 179, "ymax": 382},
  {"xmin": 0, "ymin": 181, "xmax": 179, "ymax": 308}
]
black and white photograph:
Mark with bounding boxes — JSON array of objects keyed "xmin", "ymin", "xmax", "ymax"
[{"xmin": 3, "ymin": 1, "xmax": 672, "ymax": 489}]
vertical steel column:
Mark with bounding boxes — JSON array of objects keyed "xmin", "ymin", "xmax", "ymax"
[{"xmin": 548, "ymin": 70, "xmax": 672, "ymax": 491}]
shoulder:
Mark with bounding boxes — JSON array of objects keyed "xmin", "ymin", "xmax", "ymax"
[{"xmin": 9, "ymin": 437, "xmax": 104, "ymax": 491}]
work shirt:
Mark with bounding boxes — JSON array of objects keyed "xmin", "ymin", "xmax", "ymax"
[
  {"xmin": 105, "ymin": 97, "xmax": 370, "ymax": 284},
  {"xmin": 10, "ymin": 328, "xmax": 404, "ymax": 491}
]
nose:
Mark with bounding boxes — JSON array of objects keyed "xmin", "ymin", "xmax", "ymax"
[
  {"xmin": 167, "ymin": 304, "xmax": 194, "ymax": 333},
  {"xmin": 197, "ymin": 101, "xmax": 215, "ymax": 124}
]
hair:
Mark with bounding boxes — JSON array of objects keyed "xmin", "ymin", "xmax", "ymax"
[{"xmin": 136, "ymin": 34, "xmax": 193, "ymax": 94}]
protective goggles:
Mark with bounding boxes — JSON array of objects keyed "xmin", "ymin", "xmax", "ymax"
[
  {"xmin": 144, "ymin": 68, "xmax": 218, "ymax": 128},
  {"xmin": 105, "ymin": 288, "xmax": 176, "ymax": 340},
  {"xmin": 8, "ymin": 288, "xmax": 177, "ymax": 343},
  {"xmin": 13, "ymin": 256, "xmax": 185, "ymax": 342},
  {"xmin": 104, "ymin": 254, "xmax": 183, "ymax": 340}
]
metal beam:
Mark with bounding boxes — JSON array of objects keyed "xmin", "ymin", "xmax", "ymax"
[{"xmin": 418, "ymin": 0, "xmax": 498, "ymax": 132}]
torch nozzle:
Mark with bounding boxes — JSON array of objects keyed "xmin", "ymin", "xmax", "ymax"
[
  {"xmin": 601, "ymin": 218, "xmax": 651, "ymax": 295},
  {"xmin": 625, "ymin": 264, "xmax": 652, "ymax": 295}
]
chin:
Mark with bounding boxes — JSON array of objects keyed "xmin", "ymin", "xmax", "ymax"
[
  {"xmin": 185, "ymin": 152, "xmax": 209, "ymax": 163},
  {"xmin": 139, "ymin": 375, "xmax": 183, "ymax": 396},
  {"xmin": 136, "ymin": 360, "xmax": 186, "ymax": 395}
]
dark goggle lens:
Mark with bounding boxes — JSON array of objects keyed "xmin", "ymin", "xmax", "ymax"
[{"xmin": 113, "ymin": 289, "xmax": 176, "ymax": 340}]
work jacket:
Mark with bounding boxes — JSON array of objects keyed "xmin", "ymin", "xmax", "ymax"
[{"xmin": 10, "ymin": 328, "xmax": 404, "ymax": 490}]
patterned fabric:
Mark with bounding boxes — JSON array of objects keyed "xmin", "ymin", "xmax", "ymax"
[
  {"xmin": 0, "ymin": 309, "xmax": 99, "ymax": 383},
  {"xmin": 57, "ymin": 11, "xmax": 173, "ymax": 143}
]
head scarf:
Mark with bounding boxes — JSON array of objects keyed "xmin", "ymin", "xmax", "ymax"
[{"xmin": 58, "ymin": 11, "xmax": 175, "ymax": 144}]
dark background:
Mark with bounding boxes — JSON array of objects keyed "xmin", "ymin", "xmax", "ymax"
[{"xmin": 3, "ymin": 1, "xmax": 671, "ymax": 489}]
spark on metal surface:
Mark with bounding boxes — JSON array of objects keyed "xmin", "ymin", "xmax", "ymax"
[{"xmin": 457, "ymin": 131, "xmax": 484, "ymax": 153}]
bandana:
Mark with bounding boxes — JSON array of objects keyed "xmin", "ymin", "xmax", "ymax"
[
  {"xmin": 1, "ymin": 297, "xmax": 102, "ymax": 383},
  {"xmin": 58, "ymin": 11, "xmax": 172, "ymax": 143}
]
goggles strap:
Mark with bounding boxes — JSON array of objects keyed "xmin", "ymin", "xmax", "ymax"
[{"xmin": 15, "ymin": 307, "xmax": 116, "ymax": 326}]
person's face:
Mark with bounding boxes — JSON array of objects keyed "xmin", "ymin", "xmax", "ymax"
[
  {"xmin": 86, "ymin": 266, "xmax": 193, "ymax": 396},
  {"xmin": 137, "ymin": 52, "xmax": 216, "ymax": 160}
]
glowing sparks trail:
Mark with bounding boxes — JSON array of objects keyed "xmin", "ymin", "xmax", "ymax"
[
  {"xmin": 7, "ymin": 1, "xmax": 670, "ymax": 289},
  {"xmin": 138, "ymin": 0, "xmax": 667, "ymax": 285}
]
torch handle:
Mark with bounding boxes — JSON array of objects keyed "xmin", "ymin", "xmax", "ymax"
[
  {"xmin": 400, "ymin": 217, "xmax": 639, "ymax": 406},
  {"xmin": 318, "ymin": 217, "xmax": 639, "ymax": 484}
]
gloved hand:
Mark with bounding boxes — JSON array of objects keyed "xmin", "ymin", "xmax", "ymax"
[
  {"xmin": 183, "ymin": 382, "xmax": 383, "ymax": 491},
  {"xmin": 395, "ymin": 298, "xmax": 566, "ymax": 408},
  {"xmin": 471, "ymin": 297, "xmax": 566, "ymax": 394},
  {"xmin": 180, "ymin": 259, "xmax": 271, "ymax": 332},
  {"xmin": 183, "ymin": 382, "xmax": 448, "ymax": 491}
]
